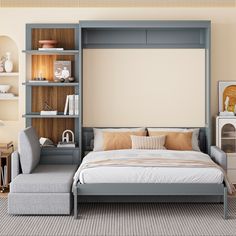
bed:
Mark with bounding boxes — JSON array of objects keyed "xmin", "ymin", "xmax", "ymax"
[{"xmin": 73, "ymin": 128, "xmax": 232, "ymax": 219}]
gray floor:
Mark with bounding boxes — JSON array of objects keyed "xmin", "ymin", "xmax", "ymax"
[{"xmin": 1, "ymin": 198, "xmax": 236, "ymax": 236}]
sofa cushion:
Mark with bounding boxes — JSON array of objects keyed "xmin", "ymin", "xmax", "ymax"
[
  {"xmin": 19, "ymin": 127, "xmax": 41, "ymax": 174},
  {"xmin": 10, "ymin": 165, "xmax": 78, "ymax": 193}
]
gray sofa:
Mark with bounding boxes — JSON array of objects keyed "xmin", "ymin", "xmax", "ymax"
[{"xmin": 8, "ymin": 127, "xmax": 78, "ymax": 215}]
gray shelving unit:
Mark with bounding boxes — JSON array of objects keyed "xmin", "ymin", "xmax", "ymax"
[{"xmin": 23, "ymin": 23, "xmax": 81, "ymax": 164}]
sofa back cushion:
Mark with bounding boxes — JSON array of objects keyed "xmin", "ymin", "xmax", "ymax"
[{"xmin": 19, "ymin": 127, "xmax": 41, "ymax": 174}]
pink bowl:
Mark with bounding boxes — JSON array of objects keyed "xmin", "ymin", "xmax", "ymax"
[{"xmin": 39, "ymin": 40, "xmax": 58, "ymax": 48}]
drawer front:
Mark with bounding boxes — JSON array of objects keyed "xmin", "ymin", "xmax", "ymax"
[
  {"xmin": 227, "ymin": 170, "xmax": 236, "ymax": 184},
  {"xmin": 227, "ymin": 154, "xmax": 236, "ymax": 168},
  {"xmin": 40, "ymin": 148, "xmax": 80, "ymax": 164}
]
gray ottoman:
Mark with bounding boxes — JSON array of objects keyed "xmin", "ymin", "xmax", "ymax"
[{"xmin": 8, "ymin": 164, "xmax": 77, "ymax": 215}]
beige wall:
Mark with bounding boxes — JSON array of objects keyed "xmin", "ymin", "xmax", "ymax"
[{"xmin": 0, "ymin": 7, "xmax": 236, "ymax": 145}]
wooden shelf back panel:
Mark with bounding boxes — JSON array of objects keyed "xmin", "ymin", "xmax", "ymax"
[
  {"xmin": 32, "ymin": 118, "xmax": 75, "ymax": 144},
  {"xmin": 32, "ymin": 86, "xmax": 74, "ymax": 112},
  {"xmin": 32, "ymin": 55, "xmax": 75, "ymax": 81},
  {"xmin": 32, "ymin": 28, "xmax": 75, "ymax": 50}
]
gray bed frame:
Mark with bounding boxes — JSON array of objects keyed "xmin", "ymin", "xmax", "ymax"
[
  {"xmin": 73, "ymin": 128, "xmax": 228, "ymax": 219},
  {"xmin": 73, "ymin": 21, "xmax": 229, "ymax": 220}
]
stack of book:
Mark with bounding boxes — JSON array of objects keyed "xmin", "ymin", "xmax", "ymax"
[
  {"xmin": 0, "ymin": 141, "xmax": 13, "ymax": 152},
  {"xmin": 0, "ymin": 165, "xmax": 7, "ymax": 189},
  {"xmin": 64, "ymin": 94, "xmax": 79, "ymax": 116},
  {"xmin": 40, "ymin": 110, "xmax": 58, "ymax": 116}
]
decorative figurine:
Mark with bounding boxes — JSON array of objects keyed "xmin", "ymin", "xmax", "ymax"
[
  {"xmin": 57, "ymin": 130, "xmax": 76, "ymax": 148},
  {"xmin": 4, "ymin": 52, "xmax": 13, "ymax": 73},
  {"xmin": 68, "ymin": 77, "xmax": 75, "ymax": 83},
  {"xmin": 225, "ymin": 96, "xmax": 230, "ymax": 111}
]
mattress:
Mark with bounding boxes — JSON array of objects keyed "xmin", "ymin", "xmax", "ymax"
[{"xmin": 75, "ymin": 149, "xmax": 224, "ymax": 184}]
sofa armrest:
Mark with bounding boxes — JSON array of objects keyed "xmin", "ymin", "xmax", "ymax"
[
  {"xmin": 11, "ymin": 151, "xmax": 21, "ymax": 180},
  {"xmin": 211, "ymin": 146, "xmax": 227, "ymax": 170}
]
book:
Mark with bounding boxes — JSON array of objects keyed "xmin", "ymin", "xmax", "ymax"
[
  {"xmin": 28, "ymin": 80, "xmax": 49, "ymax": 83},
  {"xmin": 40, "ymin": 110, "xmax": 57, "ymax": 116},
  {"xmin": 68, "ymin": 95, "xmax": 74, "ymax": 115},
  {"xmin": 4, "ymin": 165, "xmax": 7, "ymax": 186},
  {"xmin": 38, "ymin": 48, "xmax": 64, "ymax": 51},
  {"xmin": 1, "ymin": 166, "xmax": 3, "ymax": 187},
  {"xmin": 64, "ymin": 95, "xmax": 69, "ymax": 115},
  {"xmin": 54, "ymin": 61, "xmax": 71, "ymax": 81},
  {"xmin": 75, "ymin": 95, "xmax": 79, "ymax": 115},
  {"xmin": 57, "ymin": 142, "xmax": 76, "ymax": 148}
]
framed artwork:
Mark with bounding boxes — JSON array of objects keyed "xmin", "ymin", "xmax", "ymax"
[
  {"xmin": 54, "ymin": 61, "xmax": 71, "ymax": 81},
  {"xmin": 218, "ymin": 81, "xmax": 236, "ymax": 113}
]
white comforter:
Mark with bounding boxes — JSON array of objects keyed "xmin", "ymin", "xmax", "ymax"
[{"xmin": 74, "ymin": 149, "xmax": 224, "ymax": 184}]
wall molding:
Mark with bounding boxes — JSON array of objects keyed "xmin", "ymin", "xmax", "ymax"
[{"xmin": 0, "ymin": 0, "xmax": 235, "ymax": 8}]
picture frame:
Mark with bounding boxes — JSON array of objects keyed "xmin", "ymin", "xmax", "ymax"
[
  {"xmin": 218, "ymin": 81, "xmax": 236, "ymax": 113},
  {"xmin": 54, "ymin": 61, "xmax": 71, "ymax": 81}
]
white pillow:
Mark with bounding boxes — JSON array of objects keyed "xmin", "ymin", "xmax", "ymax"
[
  {"xmin": 147, "ymin": 128, "xmax": 200, "ymax": 152},
  {"xmin": 93, "ymin": 128, "xmax": 146, "ymax": 151}
]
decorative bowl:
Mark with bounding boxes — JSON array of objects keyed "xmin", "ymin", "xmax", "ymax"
[
  {"xmin": 39, "ymin": 40, "xmax": 58, "ymax": 48},
  {"xmin": 0, "ymin": 85, "xmax": 10, "ymax": 93}
]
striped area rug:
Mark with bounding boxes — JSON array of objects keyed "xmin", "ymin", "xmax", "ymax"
[{"xmin": 1, "ymin": 198, "xmax": 236, "ymax": 236}]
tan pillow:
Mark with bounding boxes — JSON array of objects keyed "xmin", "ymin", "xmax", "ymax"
[
  {"xmin": 103, "ymin": 131, "xmax": 146, "ymax": 151},
  {"xmin": 148, "ymin": 131, "xmax": 193, "ymax": 151},
  {"xmin": 131, "ymin": 135, "xmax": 166, "ymax": 150}
]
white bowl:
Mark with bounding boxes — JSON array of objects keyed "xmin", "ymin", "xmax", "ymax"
[{"xmin": 0, "ymin": 85, "xmax": 11, "ymax": 93}]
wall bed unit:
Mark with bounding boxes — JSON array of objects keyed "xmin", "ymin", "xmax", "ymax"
[{"xmin": 72, "ymin": 21, "xmax": 229, "ymax": 219}]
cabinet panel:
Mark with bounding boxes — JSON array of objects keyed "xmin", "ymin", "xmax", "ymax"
[
  {"xmin": 227, "ymin": 170, "xmax": 236, "ymax": 184},
  {"xmin": 32, "ymin": 118, "xmax": 74, "ymax": 144},
  {"xmin": 227, "ymin": 154, "xmax": 236, "ymax": 169},
  {"xmin": 147, "ymin": 29, "xmax": 204, "ymax": 46},
  {"xmin": 83, "ymin": 29, "xmax": 146, "ymax": 46},
  {"xmin": 218, "ymin": 119, "xmax": 236, "ymax": 153}
]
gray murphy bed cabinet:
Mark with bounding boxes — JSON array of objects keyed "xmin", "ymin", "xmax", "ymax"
[{"xmin": 22, "ymin": 21, "xmax": 228, "ymax": 220}]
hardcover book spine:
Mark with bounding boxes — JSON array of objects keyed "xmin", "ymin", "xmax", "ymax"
[
  {"xmin": 75, "ymin": 95, "xmax": 79, "ymax": 115},
  {"xmin": 64, "ymin": 95, "xmax": 69, "ymax": 115},
  {"xmin": 69, "ymin": 95, "xmax": 74, "ymax": 115}
]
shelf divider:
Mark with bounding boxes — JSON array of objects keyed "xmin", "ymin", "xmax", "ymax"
[
  {"xmin": 22, "ymin": 82, "xmax": 79, "ymax": 87},
  {"xmin": 22, "ymin": 50, "xmax": 79, "ymax": 55}
]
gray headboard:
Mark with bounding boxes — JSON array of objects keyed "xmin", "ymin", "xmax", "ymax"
[{"xmin": 82, "ymin": 127, "xmax": 207, "ymax": 156}]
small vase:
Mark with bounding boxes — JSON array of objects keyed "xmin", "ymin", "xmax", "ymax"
[{"xmin": 4, "ymin": 52, "xmax": 13, "ymax": 73}]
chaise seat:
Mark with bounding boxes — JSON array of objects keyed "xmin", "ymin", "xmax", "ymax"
[
  {"xmin": 8, "ymin": 127, "xmax": 78, "ymax": 215},
  {"xmin": 10, "ymin": 165, "xmax": 77, "ymax": 193}
]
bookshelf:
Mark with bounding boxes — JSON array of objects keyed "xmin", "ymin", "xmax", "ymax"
[
  {"xmin": 23, "ymin": 24, "xmax": 81, "ymax": 163},
  {"xmin": 0, "ymin": 36, "xmax": 19, "ymax": 121}
]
